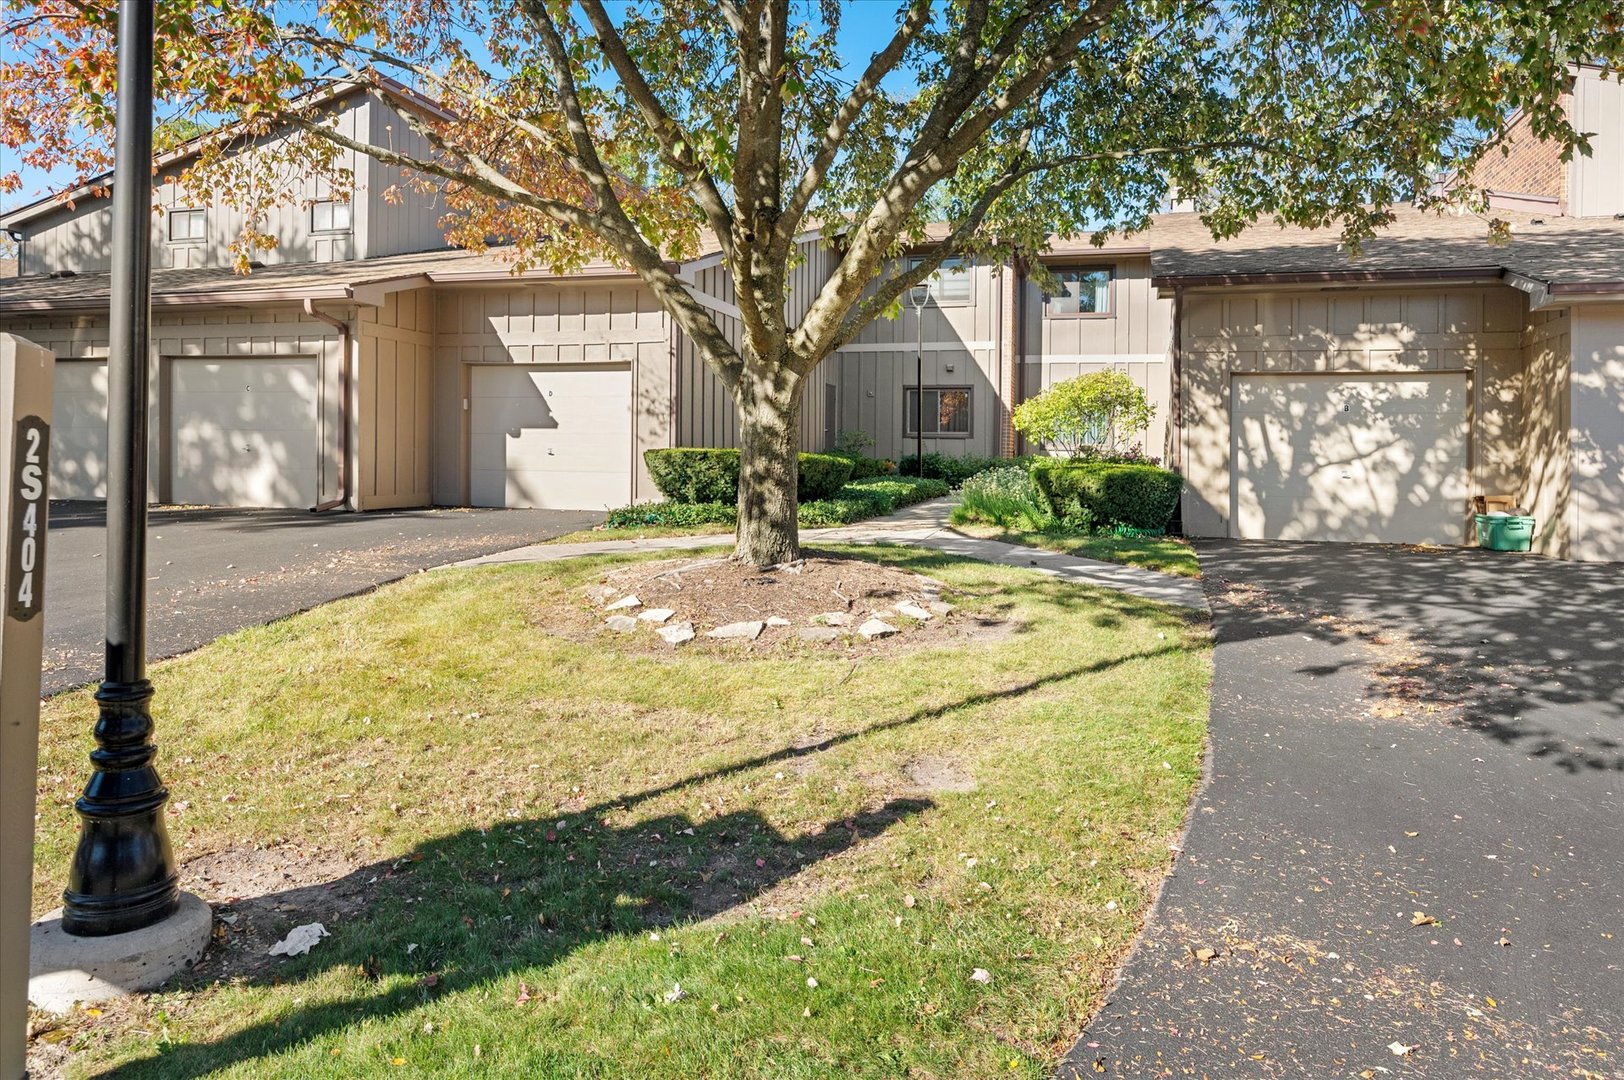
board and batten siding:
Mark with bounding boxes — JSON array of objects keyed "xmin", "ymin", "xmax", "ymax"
[
  {"xmin": 356, "ymin": 288, "xmax": 435, "ymax": 509},
  {"xmin": 363, "ymin": 98, "xmax": 453, "ymax": 259},
  {"xmin": 1521, "ymin": 306, "xmax": 1572, "ymax": 557},
  {"xmin": 431, "ymin": 280, "xmax": 671, "ymax": 505},
  {"xmin": 1020, "ymin": 255, "xmax": 1173, "ymax": 460},
  {"xmin": 674, "ymin": 234, "xmax": 836, "ymax": 454},
  {"xmin": 1569, "ymin": 66, "xmax": 1624, "ymax": 218},
  {"xmin": 1178, "ymin": 285, "xmax": 1529, "ymax": 540},
  {"xmin": 1568, "ymin": 303, "xmax": 1624, "ymax": 563},
  {"xmin": 835, "ymin": 256, "xmax": 1004, "ymax": 460},
  {"xmin": 0, "ymin": 305, "xmax": 346, "ymax": 506}
]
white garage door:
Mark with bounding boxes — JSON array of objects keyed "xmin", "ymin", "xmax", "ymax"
[
  {"xmin": 169, "ymin": 358, "xmax": 320, "ymax": 508},
  {"xmin": 51, "ymin": 360, "xmax": 109, "ymax": 500},
  {"xmin": 1233, "ymin": 373, "xmax": 1468, "ymax": 544},
  {"xmin": 468, "ymin": 364, "xmax": 631, "ymax": 510}
]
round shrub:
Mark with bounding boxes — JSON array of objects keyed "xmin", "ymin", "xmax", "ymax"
[
  {"xmin": 1030, "ymin": 460, "xmax": 1182, "ymax": 531},
  {"xmin": 797, "ymin": 452, "xmax": 856, "ymax": 501}
]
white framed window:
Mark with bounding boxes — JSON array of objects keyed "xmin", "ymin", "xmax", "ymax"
[
  {"xmin": 909, "ymin": 256, "xmax": 973, "ymax": 304},
  {"xmin": 905, "ymin": 387, "xmax": 972, "ymax": 437},
  {"xmin": 310, "ymin": 199, "xmax": 352, "ymax": 233},
  {"xmin": 1046, "ymin": 266, "xmax": 1113, "ymax": 317},
  {"xmin": 167, "ymin": 208, "xmax": 206, "ymax": 243}
]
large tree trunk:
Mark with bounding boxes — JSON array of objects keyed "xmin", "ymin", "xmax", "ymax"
[{"xmin": 734, "ymin": 368, "xmax": 802, "ymax": 567}]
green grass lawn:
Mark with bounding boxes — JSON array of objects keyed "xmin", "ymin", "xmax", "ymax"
[
  {"xmin": 547, "ymin": 521, "xmax": 731, "ymax": 543},
  {"xmin": 31, "ymin": 545, "xmax": 1209, "ymax": 1079},
  {"xmin": 951, "ymin": 523, "xmax": 1201, "ymax": 578}
]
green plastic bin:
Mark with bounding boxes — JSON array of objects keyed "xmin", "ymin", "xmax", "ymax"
[{"xmin": 1474, "ymin": 513, "xmax": 1535, "ymax": 552}]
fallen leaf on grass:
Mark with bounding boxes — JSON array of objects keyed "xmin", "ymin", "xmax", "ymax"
[{"xmin": 515, "ymin": 981, "xmax": 532, "ymax": 1007}]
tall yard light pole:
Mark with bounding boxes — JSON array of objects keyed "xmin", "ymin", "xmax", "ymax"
[
  {"xmin": 60, "ymin": 0, "xmax": 178, "ymax": 939},
  {"xmin": 908, "ymin": 282, "xmax": 930, "ymax": 476},
  {"xmin": 30, "ymin": 1, "xmax": 208, "ymax": 1014}
]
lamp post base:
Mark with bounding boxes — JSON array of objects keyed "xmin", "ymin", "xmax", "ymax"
[{"xmin": 27, "ymin": 892, "xmax": 211, "ymax": 1014}]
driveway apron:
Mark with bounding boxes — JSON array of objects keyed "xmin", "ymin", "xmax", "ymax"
[{"xmin": 1064, "ymin": 540, "xmax": 1624, "ymax": 1078}]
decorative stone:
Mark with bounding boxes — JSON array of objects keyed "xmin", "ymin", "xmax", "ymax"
[
  {"xmin": 605, "ymin": 615, "xmax": 639, "ymax": 632},
  {"xmin": 928, "ymin": 600, "xmax": 955, "ymax": 615},
  {"xmin": 858, "ymin": 618, "xmax": 900, "ymax": 640},
  {"xmin": 895, "ymin": 603, "xmax": 933, "ymax": 621},
  {"xmin": 798, "ymin": 626, "xmax": 843, "ymax": 642},
  {"xmin": 658, "ymin": 622, "xmax": 696, "ymax": 645},
  {"xmin": 816, "ymin": 612, "xmax": 853, "ymax": 626},
  {"xmin": 605, "ymin": 594, "xmax": 641, "ymax": 611},
  {"xmin": 639, "ymin": 608, "xmax": 677, "ymax": 623},
  {"xmin": 766, "ymin": 616, "xmax": 791, "ymax": 627},
  {"xmin": 28, "ymin": 893, "xmax": 214, "ymax": 1013},
  {"xmin": 706, "ymin": 620, "xmax": 765, "ymax": 640}
]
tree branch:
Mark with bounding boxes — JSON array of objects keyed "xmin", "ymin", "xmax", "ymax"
[{"xmin": 775, "ymin": 0, "xmax": 931, "ymax": 253}]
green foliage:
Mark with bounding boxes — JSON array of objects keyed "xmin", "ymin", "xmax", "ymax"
[
  {"xmin": 798, "ymin": 476, "xmax": 950, "ymax": 527},
  {"xmin": 897, "ymin": 453, "xmax": 1028, "ymax": 487},
  {"xmin": 797, "ymin": 453, "xmax": 856, "ymax": 501},
  {"xmin": 1012, "ymin": 372, "xmax": 1154, "ymax": 458},
  {"xmin": 1030, "ymin": 461, "xmax": 1183, "ymax": 532},
  {"xmin": 603, "ymin": 500, "xmax": 736, "ymax": 529},
  {"xmin": 833, "ymin": 453, "xmax": 897, "ymax": 480},
  {"xmin": 951, "ymin": 466, "xmax": 1050, "ymax": 530},
  {"xmin": 644, "ymin": 448, "xmax": 740, "ymax": 504},
  {"xmin": 643, "ymin": 448, "xmax": 852, "ymax": 503},
  {"xmin": 833, "ymin": 429, "xmax": 876, "ymax": 457},
  {"xmin": 603, "ymin": 476, "xmax": 947, "ymax": 530}
]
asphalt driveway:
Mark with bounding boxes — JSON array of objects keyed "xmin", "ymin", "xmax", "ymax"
[
  {"xmin": 1065, "ymin": 541, "xmax": 1624, "ymax": 1078},
  {"xmin": 40, "ymin": 501, "xmax": 600, "ymax": 694}
]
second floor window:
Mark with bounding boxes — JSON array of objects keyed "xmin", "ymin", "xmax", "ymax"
[
  {"xmin": 311, "ymin": 199, "xmax": 352, "ymax": 233},
  {"xmin": 909, "ymin": 256, "xmax": 973, "ymax": 304},
  {"xmin": 1048, "ymin": 267, "xmax": 1113, "ymax": 316},
  {"xmin": 168, "ymin": 209, "xmax": 206, "ymax": 243}
]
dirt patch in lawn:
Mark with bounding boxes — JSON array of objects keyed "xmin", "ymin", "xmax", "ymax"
[
  {"xmin": 536, "ymin": 553, "xmax": 1021, "ymax": 654},
  {"xmin": 183, "ymin": 844, "xmax": 377, "ymax": 982},
  {"xmin": 903, "ymin": 755, "xmax": 977, "ymax": 793}
]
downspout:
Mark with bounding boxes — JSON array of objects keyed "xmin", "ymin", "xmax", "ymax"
[
  {"xmin": 304, "ymin": 297, "xmax": 351, "ymax": 512},
  {"xmin": 1012, "ymin": 251, "xmax": 1026, "ymax": 456},
  {"xmin": 1170, "ymin": 285, "xmax": 1184, "ymax": 474}
]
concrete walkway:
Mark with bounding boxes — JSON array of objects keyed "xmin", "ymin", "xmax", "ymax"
[{"xmin": 449, "ymin": 497, "xmax": 1207, "ymax": 611}]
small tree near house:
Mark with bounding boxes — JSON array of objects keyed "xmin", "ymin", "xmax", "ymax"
[
  {"xmin": 1013, "ymin": 371, "xmax": 1153, "ymax": 459},
  {"xmin": 5, "ymin": 1, "xmax": 1621, "ymax": 566}
]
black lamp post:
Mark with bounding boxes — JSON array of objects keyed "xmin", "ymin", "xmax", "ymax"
[
  {"xmin": 61, "ymin": 0, "xmax": 180, "ymax": 937},
  {"xmin": 907, "ymin": 282, "xmax": 930, "ymax": 476}
]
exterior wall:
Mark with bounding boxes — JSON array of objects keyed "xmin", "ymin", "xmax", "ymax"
[
  {"xmin": 1020, "ymin": 255, "xmax": 1173, "ymax": 460},
  {"xmin": 1568, "ymin": 304, "xmax": 1624, "ymax": 562},
  {"xmin": 356, "ymin": 289, "xmax": 435, "ymax": 509},
  {"xmin": 362, "ymin": 98, "xmax": 452, "ymax": 258},
  {"xmin": 0, "ymin": 305, "xmax": 346, "ymax": 506},
  {"xmin": 837, "ymin": 256, "xmax": 1005, "ymax": 460},
  {"xmin": 1178, "ymin": 284, "xmax": 1528, "ymax": 540},
  {"xmin": 674, "ymin": 235, "xmax": 835, "ymax": 455},
  {"xmin": 1569, "ymin": 66, "xmax": 1624, "ymax": 218},
  {"xmin": 1469, "ymin": 104, "xmax": 1568, "ymax": 206},
  {"xmin": 1520, "ymin": 307, "xmax": 1572, "ymax": 557},
  {"xmin": 431, "ymin": 280, "xmax": 670, "ymax": 505},
  {"xmin": 14, "ymin": 93, "xmax": 450, "ymax": 276}
]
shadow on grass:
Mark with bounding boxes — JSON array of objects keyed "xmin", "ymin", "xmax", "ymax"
[{"xmin": 92, "ymin": 631, "xmax": 1186, "ymax": 1078}]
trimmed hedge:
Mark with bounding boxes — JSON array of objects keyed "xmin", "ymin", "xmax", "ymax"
[
  {"xmin": 644, "ymin": 448, "xmax": 853, "ymax": 503},
  {"xmin": 599, "ymin": 475, "xmax": 949, "ymax": 531},
  {"xmin": 830, "ymin": 452, "xmax": 896, "ymax": 480},
  {"xmin": 897, "ymin": 452, "xmax": 1038, "ymax": 487},
  {"xmin": 1030, "ymin": 460, "xmax": 1182, "ymax": 531}
]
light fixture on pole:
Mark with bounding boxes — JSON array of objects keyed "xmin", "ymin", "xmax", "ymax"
[{"xmin": 907, "ymin": 282, "xmax": 931, "ymax": 477}]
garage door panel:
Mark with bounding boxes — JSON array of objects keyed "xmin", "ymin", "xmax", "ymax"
[
  {"xmin": 1234, "ymin": 374, "xmax": 1467, "ymax": 545},
  {"xmin": 51, "ymin": 360, "xmax": 109, "ymax": 500},
  {"xmin": 170, "ymin": 358, "xmax": 320, "ymax": 508},
  {"xmin": 468, "ymin": 364, "xmax": 631, "ymax": 510}
]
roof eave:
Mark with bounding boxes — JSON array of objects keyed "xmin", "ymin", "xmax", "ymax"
[{"xmin": 1151, "ymin": 265, "xmax": 1507, "ymax": 292}]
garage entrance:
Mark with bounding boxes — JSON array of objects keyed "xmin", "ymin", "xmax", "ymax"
[
  {"xmin": 168, "ymin": 357, "xmax": 321, "ymax": 508},
  {"xmin": 51, "ymin": 359, "xmax": 109, "ymax": 499},
  {"xmin": 1231, "ymin": 372, "xmax": 1469, "ymax": 544},
  {"xmin": 467, "ymin": 363, "xmax": 632, "ymax": 510}
]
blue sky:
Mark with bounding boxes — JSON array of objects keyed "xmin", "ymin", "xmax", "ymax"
[{"xmin": 1, "ymin": 1, "xmax": 916, "ymax": 213}]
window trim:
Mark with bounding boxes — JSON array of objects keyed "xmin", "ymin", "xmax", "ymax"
[
  {"xmin": 904, "ymin": 385, "xmax": 974, "ymax": 439},
  {"xmin": 309, "ymin": 198, "xmax": 353, "ymax": 235},
  {"xmin": 1044, "ymin": 264, "xmax": 1116, "ymax": 320},
  {"xmin": 166, "ymin": 208, "xmax": 207, "ymax": 245},
  {"xmin": 908, "ymin": 255, "xmax": 975, "ymax": 307}
]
